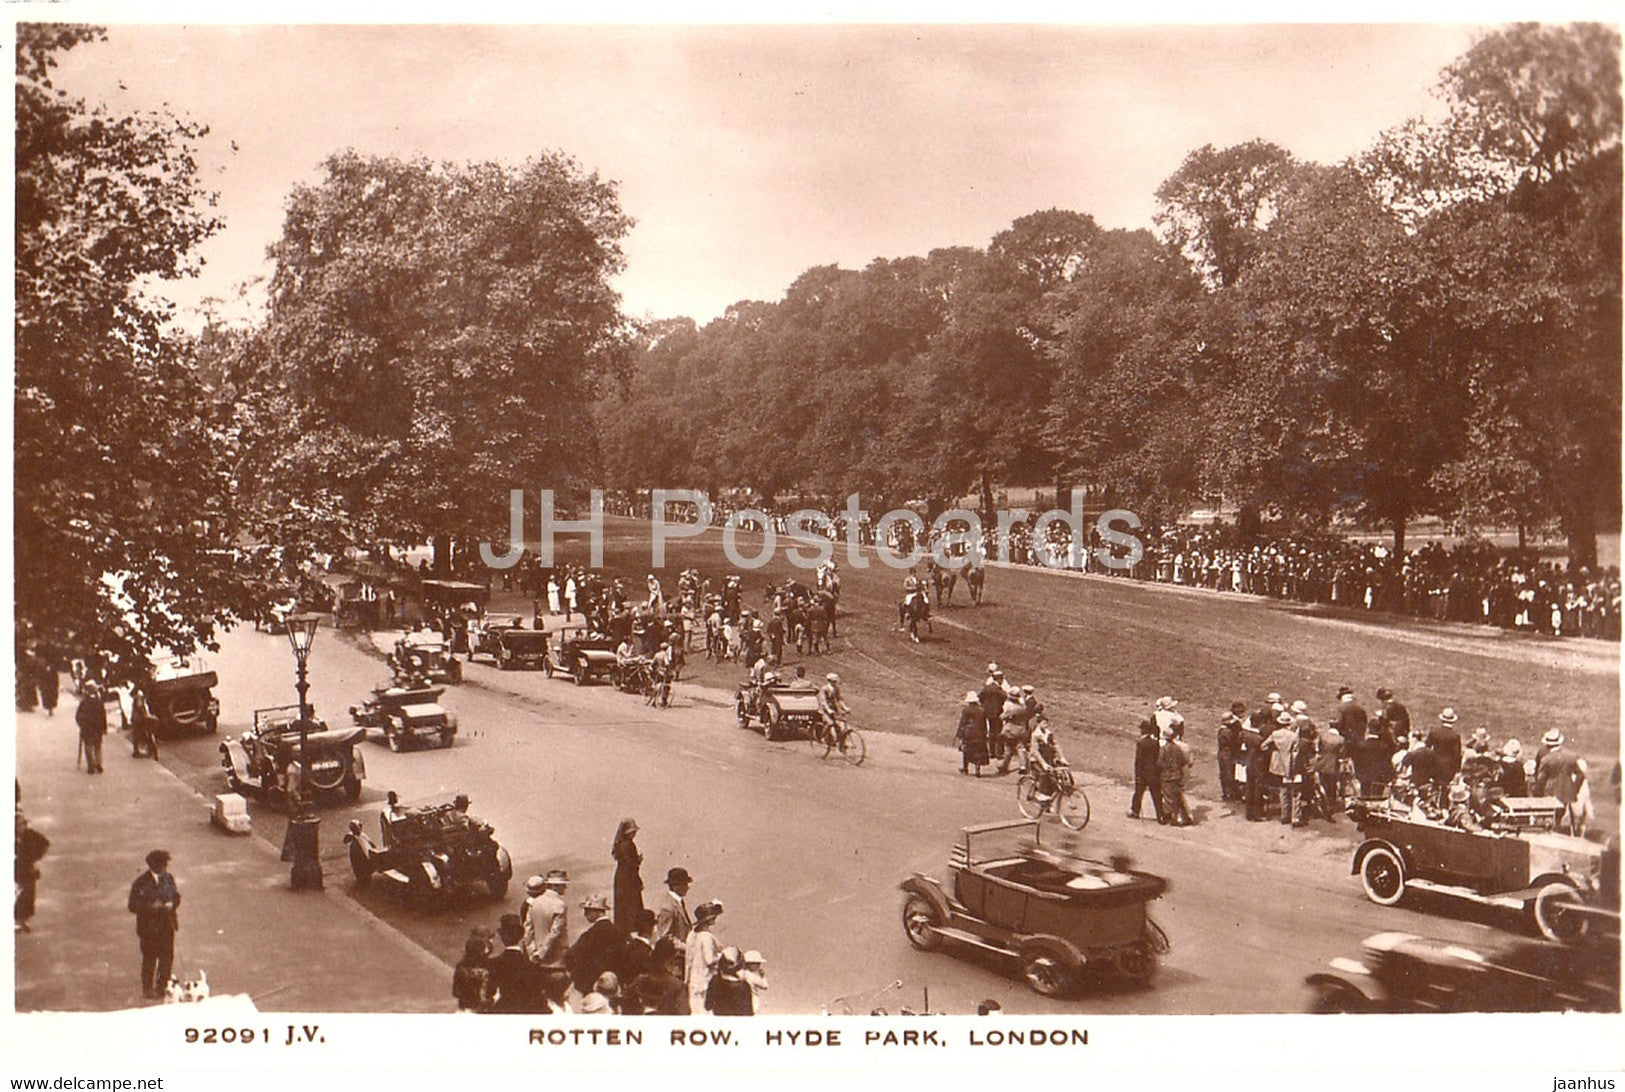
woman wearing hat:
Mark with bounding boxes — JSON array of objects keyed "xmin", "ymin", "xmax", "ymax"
[
  {"xmin": 1496, "ymin": 740, "xmax": 1529, "ymax": 796},
  {"xmin": 684, "ymin": 900, "xmax": 724, "ymax": 1016},
  {"xmin": 611, "ymin": 819, "xmax": 644, "ymax": 932},
  {"xmin": 704, "ymin": 948, "xmax": 754, "ymax": 1016},
  {"xmin": 955, "ymin": 692, "xmax": 989, "ymax": 776}
]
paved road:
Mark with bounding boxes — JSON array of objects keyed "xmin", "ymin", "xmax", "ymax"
[{"xmin": 149, "ymin": 619, "xmax": 1539, "ymax": 1016}]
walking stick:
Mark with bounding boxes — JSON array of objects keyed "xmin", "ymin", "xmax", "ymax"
[{"xmin": 76, "ymin": 735, "xmax": 83, "ymax": 770}]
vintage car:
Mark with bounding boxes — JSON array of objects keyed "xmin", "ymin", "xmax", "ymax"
[
  {"xmin": 391, "ymin": 631, "xmax": 463, "ymax": 685},
  {"xmin": 1305, "ymin": 927, "xmax": 1621, "ymax": 1013},
  {"xmin": 349, "ymin": 681, "xmax": 458, "ymax": 751},
  {"xmin": 900, "ymin": 820, "xmax": 1170, "ymax": 996},
  {"xmin": 220, "ymin": 706, "xmax": 366, "ymax": 805},
  {"xmin": 344, "ymin": 794, "xmax": 513, "ymax": 909},
  {"xmin": 736, "ymin": 679, "xmax": 823, "ymax": 741},
  {"xmin": 1350, "ymin": 797, "xmax": 1611, "ymax": 941},
  {"xmin": 146, "ymin": 655, "xmax": 220, "ymax": 735},
  {"xmin": 543, "ymin": 629, "xmax": 618, "ymax": 685},
  {"xmin": 467, "ymin": 613, "xmax": 522, "ymax": 661},
  {"xmin": 478, "ymin": 622, "xmax": 551, "ymax": 670}
]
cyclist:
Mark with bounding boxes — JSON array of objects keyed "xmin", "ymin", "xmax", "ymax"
[
  {"xmin": 648, "ymin": 641, "xmax": 675, "ymax": 707},
  {"xmin": 1026, "ymin": 717, "xmax": 1068, "ymax": 804},
  {"xmin": 817, "ymin": 672, "xmax": 849, "ymax": 742}
]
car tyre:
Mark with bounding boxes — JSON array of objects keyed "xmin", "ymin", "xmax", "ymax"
[
  {"xmin": 901, "ymin": 895, "xmax": 943, "ymax": 951},
  {"xmin": 387, "ymin": 731, "xmax": 403, "ymax": 753},
  {"xmin": 765, "ymin": 705, "xmax": 784, "ymax": 742},
  {"xmin": 1360, "ymin": 846, "xmax": 1406, "ymax": 906},
  {"xmin": 1533, "ymin": 880, "xmax": 1588, "ymax": 942},
  {"xmin": 1020, "ymin": 944, "xmax": 1075, "ymax": 997},
  {"xmin": 1311, "ymin": 982, "xmax": 1368, "ymax": 1013},
  {"xmin": 1114, "ymin": 942, "xmax": 1157, "ymax": 984}
]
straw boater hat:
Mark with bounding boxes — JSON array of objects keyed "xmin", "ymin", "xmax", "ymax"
[
  {"xmin": 1438, "ymin": 708, "xmax": 1459, "ymax": 726},
  {"xmin": 1276, "ymin": 712, "xmax": 1294, "ymax": 726},
  {"xmin": 1542, "ymin": 728, "xmax": 1564, "ymax": 747},
  {"xmin": 1502, "ymin": 739, "xmax": 1523, "ymax": 759}
]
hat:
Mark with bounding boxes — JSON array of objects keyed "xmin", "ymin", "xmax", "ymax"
[
  {"xmin": 1448, "ymin": 782, "xmax": 1470, "ymax": 803},
  {"xmin": 1271, "ymin": 702, "xmax": 1286, "ymax": 714},
  {"xmin": 525, "ymin": 875, "xmax": 548, "ymax": 894},
  {"xmin": 1290, "ymin": 700, "xmax": 1309, "ymax": 715},
  {"xmin": 1376, "ymin": 687, "xmax": 1394, "ymax": 701},
  {"xmin": 145, "ymin": 850, "xmax": 171, "ymax": 870},
  {"xmin": 986, "ymin": 663, "xmax": 1000, "ymax": 674},
  {"xmin": 1502, "ymin": 739, "xmax": 1523, "ymax": 759},
  {"xmin": 825, "ymin": 673, "xmax": 840, "ymax": 683},
  {"xmin": 1021, "ymin": 685, "xmax": 1035, "ymax": 695},
  {"xmin": 695, "ymin": 900, "xmax": 724, "ymax": 923},
  {"xmin": 992, "ymin": 668, "xmax": 1005, "ymax": 678},
  {"xmin": 543, "ymin": 868, "xmax": 570, "ymax": 886},
  {"xmin": 742, "ymin": 950, "xmax": 764, "ymax": 964},
  {"xmin": 1155, "ymin": 696, "xmax": 1176, "ymax": 711},
  {"xmin": 1276, "ymin": 712, "xmax": 1294, "ymax": 726},
  {"xmin": 1437, "ymin": 708, "xmax": 1459, "ymax": 726},
  {"xmin": 581, "ymin": 893, "xmax": 610, "ymax": 912},
  {"xmin": 1337, "ymin": 686, "xmax": 1353, "ymax": 699},
  {"xmin": 1469, "ymin": 727, "xmax": 1491, "ymax": 751},
  {"xmin": 1230, "ymin": 701, "xmax": 1248, "ymax": 714},
  {"xmin": 1266, "ymin": 692, "xmax": 1283, "ymax": 704},
  {"xmin": 1542, "ymin": 728, "xmax": 1564, "ymax": 747},
  {"xmin": 666, "ymin": 867, "xmax": 692, "ymax": 886},
  {"xmin": 963, "ymin": 691, "xmax": 980, "ymax": 704}
]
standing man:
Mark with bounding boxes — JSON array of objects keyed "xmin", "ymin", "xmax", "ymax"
[
  {"xmin": 653, "ymin": 867, "xmax": 693, "ymax": 952},
  {"xmin": 1128, "ymin": 716, "xmax": 1164, "ymax": 822},
  {"xmin": 76, "ymin": 681, "xmax": 107, "ymax": 775},
  {"xmin": 1429, "ymin": 709, "xmax": 1464, "ymax": 782},
  {"xmin": 524, "ymin": 869, "xmax": 570, "ymax": 969},
  {"xmin": 1158, "ymin": 723, "xmax": 1193, "ymax": 827},
  {"xmin": 1533, "ymin": 730, "xmax": 1589, "ymax": 836},
  {"xmin": 1334, "ymin": 686, "xmax": 1368, "ymax": 744},
  {"xmin": 1217, "ymin": 701, "xmax": 1245, "ymax": 803},
  {"xmin": 1265, "ymin": 712, "xmax": 1299, "ymax": 824},
  {"xmin": 1240, "ymin": 704, "xmax": 1269, "ymax": 821},
  {"xmin": 1372, "ymin": 687, "xmax": 1407, "ymax": 753},
  {"xmin": 979, "ymin": 665, "xmax": 1008, "ymax": 762},
  {"xmin": 565, "ymin": 894, "xmax": 629, "ymax": 996},
  {"xmin": 128, "ymin": 850, "xmax": 179, "ymax": 999}
]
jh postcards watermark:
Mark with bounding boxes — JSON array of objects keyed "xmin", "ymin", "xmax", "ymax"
[{"xmin": 478, "ymin": 489, "xmax": 1146, "ymax": 573}]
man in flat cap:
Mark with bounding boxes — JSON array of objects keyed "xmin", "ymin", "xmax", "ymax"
[
  {"xmin": 523, "ymin": 869, "xmax": 570, "ymax": 968},
  {"xmin": 128, "ymin": 849, "xmax": 179, "ymax": 999}
]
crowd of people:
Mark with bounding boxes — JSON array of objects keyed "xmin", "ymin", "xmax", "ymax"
[{"xmin": 450, "ymin": 819, "xmax": 767, "ymax": 1015}]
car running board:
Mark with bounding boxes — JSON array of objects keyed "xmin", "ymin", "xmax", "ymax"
[
  {"xmin": 1407, "ymin": 878, "xmax": 1531, "ymax": 909},
  {"xmin": 929, "ymin": 925, "xmax": 1014, "ymax": 957}
]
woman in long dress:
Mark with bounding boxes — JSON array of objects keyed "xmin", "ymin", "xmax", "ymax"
[
  {"xmin": 611, "ymin": 818, "xmax": 644, "ymax": 932},
  {"xmin": 547, "ymin": 577, "xmax": 561, "ymax": 615}
]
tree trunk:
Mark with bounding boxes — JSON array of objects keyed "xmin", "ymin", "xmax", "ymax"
[
  {"xmin": 1237, "ymin": 502, "xmax": 1261, "ymax": 541},
  {"xmin": 1517, "ymin": 522, "xmax": 1527, "ymax": 551},
  {"xmin": 1563, "ymin": 507, "xmax": 1599, "ymax": 572},
  {"xmin": 1055, "ymin": 476, "xmax": 1071, "ymax": 513},
  {"xmin": 980, "ymin": 472, "xmax": 995, "ymax": 526},
  {"xmin": 1391, "ymin": 515, "xmax": 1407, "ymax": 556},
  {"xmin": 432, "ymin": 534, "xmax": 451, "ymax": 575}
]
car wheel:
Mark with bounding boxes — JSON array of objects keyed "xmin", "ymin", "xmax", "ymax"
[
  {"xmin": 387, "ymin": 732, "xmax": 403, "ymax": 753},
  {"xmin": 439, "ymin": 731, "xmax": 455, "ymax": 750},
  {"xmin": 765, "ymin": 705, "xmax": 784, "ymax": 742},
  {"xmin": 407, "ymin": 863, "xmax": 440, "ymax": 912},
  {"xmin": 901, "ymin": 895, "xmax": 943, "ymax": 951},
  {"xmin": 1311, "ymin": 982, "xmax": 1368, "ymax": 1014},
  {"xmin": 1533, "ymin": 881, "xmax": 1588, "ymax": 942},
  {"xmin": 1360, "ymin": 846, "xmax": 1406, "ymax": 906},
  {"xmin": 1021, "ymin": 946, "xmax": 1075, "ymax": 997},
  {"xmin": 574, "ymin": 670, "xmax": 587, "ymax": 686},
  {"xmin": 1114, "ymin": 942, "xmax": 1157, "ymax": 983}
]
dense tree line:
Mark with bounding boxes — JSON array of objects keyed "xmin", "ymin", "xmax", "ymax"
[{"xmin": 596, "ymin": 23, "xmax": 1621, "ymax": 567}]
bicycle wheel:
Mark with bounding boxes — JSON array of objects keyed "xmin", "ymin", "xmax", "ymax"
[
  {"xmin": 809, "ymin": 723, "xmax": 828, "ymax": 756},
  {"xmin": 836, "ymin": 727, "xmax": 866, "ymax": 767},
  {"xmin": 1057, "ymin": 785, "xmax": 1091, "ymax": 830},
  {"xmin": 1016, "ymin": 775, "xmax": 1045, "ymax": 820}
]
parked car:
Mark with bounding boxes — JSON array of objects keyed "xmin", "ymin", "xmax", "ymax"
[
  {"xmin": 1306, "ymin": 927, "xmax": 1621, "ymax": 1013},
  {"xmin": 220, "ymin": 706, "xmax": 366, "ymax": 805},
  {"xmin": 467, "ymin": 613, "xmax": 524, "ymax": 662},
  {"xmin": 344, "ymin": 794, "xmax": 513, "ymax": 909},
  {"xmin": 1350, "ymin": 797, "xmax": 1611, "ymax": 941},
  {"xmin": 482, "ymin": 624, "xmax": 551, "ymax": 670},
  {"xmin": 349, "ymin": 681, "xmax": 457, "ymax": 752},
  {"xmin": 145, "ymin": 655, "xmax": 220, "ymax": 735},
  {"xmin": 391, "ymin": 631, "xmax": 462, "ymax": 685},
  {"xmin": 900, "ymin": 820, "xmax": 1170, "ymax": 997},
  {"xmin": 543, "ymin": 629, "xmax": 617, "ymax": 685},
  {"xmin": 736, "ymin": 678, "xmax": 822, "ymax": 741}
]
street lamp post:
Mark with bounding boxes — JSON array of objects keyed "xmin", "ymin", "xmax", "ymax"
[{"xmin": 283, "ymin": 613, "xmax": 323, "ymax": 891}]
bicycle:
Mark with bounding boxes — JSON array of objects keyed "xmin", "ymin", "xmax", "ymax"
[
  {"xmin": 809, "ymin": 715, "xmax": 866, "ymax": 766},
  {"xmin": 1016, "ymin": 764, "xmax": 1090, "ymax": 830}
]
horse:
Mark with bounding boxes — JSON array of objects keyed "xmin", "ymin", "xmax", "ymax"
[
  {"xmin": 940, "ymin": 569, "xmax": 959, "ymax": 607},
  {"xmin": 965, "ymin": 564, "xmax": 985, "ymax": 606},
  {"xmin": 899, "ymin": 591, "xmax": 932, "ymax": 644}
]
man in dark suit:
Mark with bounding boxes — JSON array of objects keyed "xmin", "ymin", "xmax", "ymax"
[
  {"xmin": 128, "ymin": 849, "xmax": 180, "ymax": 999},
  {"xmin": 1372, "ymin": 687, "xmax": 1407, "ymax": 752},
  {"xmin": 487, "ymin": 914, "xmax": 540, "ymax": 1013},
  {"xmin": 565, "ymin": 894, "xmax": 628, "ymax": 994},
  {"xmin": 1334, "ymin": 686, "xmax": 1368, "ymax": 743},
  {"xmin": 76, "ymin": 682, "xmax": 107, "ymax": 774},
  {"xmin": 1429, "ymin": 708, "xmax": 1464, "ymax": 782},
  {"xmin": 653, "ymin": 868, "xmax": 693, "ymax": 951},
  {"xmin": 1128, "ymin": 718, "xmax": 1164, "ymax": 821},
  {"xmin": 617, "ymin": 909, "xmax": 657, "ymax": 985},
  {"xmin": 978, "ymin": 667, "xmax": 1008, "ymax": 761}
]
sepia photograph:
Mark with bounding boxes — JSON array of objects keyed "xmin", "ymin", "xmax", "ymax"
[{"xmin": 7, "ymin": 4, "xmax": 1623, "ymax": 1086}]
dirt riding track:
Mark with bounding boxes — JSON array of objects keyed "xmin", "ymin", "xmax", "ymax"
[{"xmin": 508, "ymin": 516, "xmax": 1620, "ymax": 831}]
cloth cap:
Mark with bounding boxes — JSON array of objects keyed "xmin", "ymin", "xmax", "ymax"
[
  {"xmin": 1376, "ymin": 687, "xmax": 1394, "ymax": 701},
  {"xmin": 581, "ymin": 893, "xmax": 610, "ymax": 911},
  {"xmin": 1021, "ymin": 685, "xmax": 1035, "ymax": 695},
  {"xmin": 525, "ymin": 875, "xmax": 548, "ymax": 894},
  {"xmin": 1541, "ymin": 728, "xmax": 1564, "ymax": 747},
  {"xmin": 1155, "ymin": 696, "xmax": 1175, "ymax": 710}
]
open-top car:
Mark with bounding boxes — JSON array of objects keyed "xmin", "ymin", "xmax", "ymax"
[
  {"xmin": 146, "ymin": 654, "xmax": 220, "ymax": 735},
  {"xmin": 349, "ymin": 681, "xmax": 457, "ymax": 752},
  {"xmin": 220, "ymin": 706, "xmax": 366, "ymax": 806},
  {"xmin": 479, "ymin": 622, "xmax": 551, "ymax": 670},
  {"xmin": 544, "ymin": 628, "xmax": 617, "ymax": 685},
  {"xmin": 900, "ymin": 820, "xmax": 1170, "ymax": 996},
  {"xmin": 1350, "ymin": 797, "xmax": 1612, "ymax": 941},
  {"xmin": 344, "ymin": 794, "xmax": 513, "ymax": 909},
  {"xmin": 467, "ymin": 613, "xmax": 524, "ymax": 662},
  {"xmin": 1306, "ymin": 926, "xmax": 1621, "ymax": 1013},
  {"xmin": 736, "ymin": 678, "xmax": 822, "ymax": 741},
  {"xmin": 391, "ymin": 631, "xmax": 462, "ymax": 684}
]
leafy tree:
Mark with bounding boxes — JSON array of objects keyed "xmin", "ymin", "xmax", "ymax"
[
  {"xmin": 1154, "ymin": 140, "xmax": 1298, "ymax": 289},
  {"xmin": 255, "ymin": 151, "xmax": 634, "ymax": 569},
  {"xmin": 14, "ymin": 24, "xmax": 260, "ymax": 668}
]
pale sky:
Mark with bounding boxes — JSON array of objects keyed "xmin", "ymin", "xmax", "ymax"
[{"xmin": 35, "ymin": 19, "xmax": 1502, "ymax": 328}]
